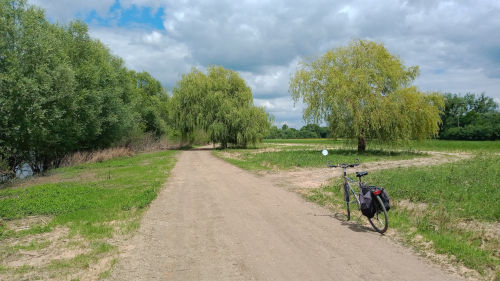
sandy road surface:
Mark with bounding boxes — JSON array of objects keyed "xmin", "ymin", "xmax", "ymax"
[{"xmin": 108, "ymin": 149, "xmax": 464, "ymax": 281}]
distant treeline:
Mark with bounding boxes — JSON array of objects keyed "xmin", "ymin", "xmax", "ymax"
[
  {"xmin": 267, "ymin": 93, "xmax": 499, "ymax": 141},
  {"xmin": 439, "ymin": 93, "xmax": 499, "ymax": 140},
  {"xmin": 266, "ymin": 124, "xmax": 330, "ymax": 139}
]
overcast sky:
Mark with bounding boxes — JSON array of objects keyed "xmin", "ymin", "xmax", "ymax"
[{"xmin": 30, "ymin": 0, "xmax": 500, "ymax": 128}]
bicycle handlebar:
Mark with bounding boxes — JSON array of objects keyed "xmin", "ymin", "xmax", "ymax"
[{"xmin": 327, "ymin": 158, "xmax": 360, "ymax": 168}]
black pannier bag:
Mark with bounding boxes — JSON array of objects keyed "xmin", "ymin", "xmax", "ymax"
[
  {"xmin": 379, "ymin": 187, "xmax": 390, "ymax": 211},
  {"xmin": 359, "ymin": 187, "xmax": 376, "ymax": 218}
]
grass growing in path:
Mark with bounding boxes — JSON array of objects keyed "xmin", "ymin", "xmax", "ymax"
[
  {"xmin": 306, "ymin": 155, "xmax": 500, "ymax": 279},
  {"xmin": 0, "ymin": 150, "xmax": 177, "ymax": 280},
  {"xmin": 214, "ymin": 148, "xmax": 424, "ymax": 171}
]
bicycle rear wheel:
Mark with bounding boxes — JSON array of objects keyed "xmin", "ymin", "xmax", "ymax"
[
  {"xmin": 344, "ymin": 183, "xmax": 351, "ymax": 221},
  {"xmin": 368, "ymin": 195, "xmax": 388, "ymax": 234}
]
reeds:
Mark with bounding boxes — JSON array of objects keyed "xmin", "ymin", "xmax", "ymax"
[{"xmin": 60, "ymin": 147, "xmax": 134, "ymax": 167}]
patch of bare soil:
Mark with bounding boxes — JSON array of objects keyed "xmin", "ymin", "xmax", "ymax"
[
  {"xmin": 262, "ymin": 151, "xmax": 473, "ymax": 189},
  {"xmin": 396, "ymin": 199, "xmax": 429, "ymax": 212},
  {"xmin": 455, "ymin": 221, "xmax": 500, "ymax": 244},
  {"xmin": 249, "ymin": 147, "xmax": 283, "ymax": 154},
  {"xmin": 218, "ymin": 151, "xmax": 245, "ymax": 160},
  {"xmin": 2, "ymin": 227, "xmax": 78, "ymax": 269},
  {"xmin": 0, "ymin": 216, "xmax": 128, "ymax": 281},
  {"xmin": 4, "ymin": 216, "xmax": 52, "ymax": 232}
]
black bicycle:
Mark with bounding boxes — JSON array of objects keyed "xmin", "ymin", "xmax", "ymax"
[{"xmin": 322, "ymin": 150, "xmax": 388, "ymax": 233}]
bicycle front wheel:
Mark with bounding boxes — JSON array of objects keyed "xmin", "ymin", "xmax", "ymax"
[{"xmin": 368, "ymin": 195, "xmax": 388, "ymax": 234}]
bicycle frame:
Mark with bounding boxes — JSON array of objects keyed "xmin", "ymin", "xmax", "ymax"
[{"xmin": 343, "ymin": 169, "xmax": 361, "ymax": 209}]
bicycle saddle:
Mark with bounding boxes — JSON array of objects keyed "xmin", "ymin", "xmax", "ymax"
[{"xmin": 356, "ymin": 171, "xmax": 368, "ymax": 177}]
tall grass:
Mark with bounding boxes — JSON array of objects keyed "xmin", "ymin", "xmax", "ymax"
[{"xmin": 60, "ymin": 147, "xmax": 134, "ymax": 167}]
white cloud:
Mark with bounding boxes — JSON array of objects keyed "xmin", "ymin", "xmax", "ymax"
[
  {"xmin": 29, "ymin": 0, "xmax": 115, "ymax": 22},
  {"xmin": 255, "ymin": 97, "xmax": 306, "ymax": 128},
  {"xmin": 143, "ymin": 30, "xmax": 162, "ymax": 44},
  {"xmin": 239, "ymin": 58, "xmax": 300, "ymax": 99},
  {"xmin": 89, "ymin": 27, "xmax": 193, "ymax": 89}
]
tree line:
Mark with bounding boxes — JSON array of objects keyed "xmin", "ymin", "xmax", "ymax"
[
  {"xmin": 267, "ymin": 93, "xmax": 499, "ymax": 141},
  {"xmin": 0, "ymin": 0, "xmax": 269, "ymax": 177},
  {"xmin": 439, "ymin": 93, "xmax": 499, "ymax": 140},
  {"xmin": 266, "ymin": 124, "xmax": 330, "ymax": 139}
]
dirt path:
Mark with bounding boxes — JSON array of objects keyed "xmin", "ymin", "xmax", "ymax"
[
  {"xmin": 262, "ymin": 151, "xmax": 472, "ymax": 189},
  {"xmin": 107, "ymin": 149, "xmax": 464, "ymax": 281}
]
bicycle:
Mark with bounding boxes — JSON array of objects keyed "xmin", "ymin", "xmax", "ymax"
[{"xmin": 322, "ymin": 150, "xmax": 388, "ymax": 234}]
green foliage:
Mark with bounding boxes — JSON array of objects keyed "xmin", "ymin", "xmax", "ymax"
[
  {"xmin": 440, "ymin": 93, "xmax": 500, "ymax": 140},
  {"xmin": 290, "ymin": 40, "xmax": 444, "ymax": 151},
  {"xmin": 266, "ymin": 124, "xmax": 330, "ymax": 139},
  {"xmin": 169, "ymin": 68, "xmax": 207, "ymax": 144},
  {"xmin": 0, "ymin": 0, "xmax": 170, "ymax": 174},
  {"xmin": 170, "ymin": 66, "xmax": 270, "ymax": 147}
]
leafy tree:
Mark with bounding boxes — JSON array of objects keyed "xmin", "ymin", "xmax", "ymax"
[
  {"xmin": 0, "ymin": 1, "xmax": 171, "ymax": 175},
  {"xmin": 129, "ymin": 71, "xmax": 169, "ymax": 137},
  {"xmin": 0, "ymin": 0, "xmax": 79, "ymax": 171},
  {"xmin": 440, "ymin": 93, "xmax": 499, "ymax": 140},
  {"xmin": 169, "ymin": 68, "xmax": 208, "ymax": 144},
  {"xmin": 290, "ymin": 40, "xmax": 443, "ymax": 151},
  {"xmin": 170, "ymin": 66, "xmax": 270, "ymax": 148}
]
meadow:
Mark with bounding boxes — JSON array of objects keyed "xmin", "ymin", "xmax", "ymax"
[
  {"xmin": 264, "ymin": 138, "xmax": 500, "ymax": 152},
  {"xmin": 0, "ymin": 150, "xmax": 177, "ymax": 280},
  {"xmin": 214, "ymin": 146, "xmax": 426, "ymax": 171}
]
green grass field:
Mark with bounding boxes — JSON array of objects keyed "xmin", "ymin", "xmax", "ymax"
[
  {"xmin": 306, "ymin": 155, "xmax": 499, "ymax": 278},
  {"xmin": 264, "ymin": 139, "xmax": 500, "ymax": 152},
  {"xmin": 214, "ymin": 148, "xmax": 425, "ymax": 171},
  {"xmin": 0, "ymin": 150, "xmax": 177, "ymax": 280}
]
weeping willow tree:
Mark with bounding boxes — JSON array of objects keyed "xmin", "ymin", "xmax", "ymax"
[
  {"xmin": 170, "ymin": 66, "xmax": 270, "ymax": 148},
  {"xmin": 290, "ymin": 40, "xmax": 444, "ymax": 151}
]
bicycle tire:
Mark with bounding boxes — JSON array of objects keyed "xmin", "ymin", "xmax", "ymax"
[
  {"xmin": 344, "ymin": 183, "xmax": 351, "ymax": 221},
  {"xmin": 368, "ymin": 195, "xmax": 388, "ymax": 234}
]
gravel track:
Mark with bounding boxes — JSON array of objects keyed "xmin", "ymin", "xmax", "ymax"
[{"xmin": 107, "ymin": 149, "xmax": 464, "ymax": 281}]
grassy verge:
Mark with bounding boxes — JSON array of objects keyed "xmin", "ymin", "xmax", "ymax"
[
  {"xmin": 306, "ymin": 155, "xmax": 499, "ymax": 279},
  {"xmin": 214, "ymin": 147, "xmax": 424, "ymax": 171},
  {"xmin": 0, "ymin": 150, "xmax": 177, "ymax": 280},
  {"xmin": 264, "ymin": 139, "xmax": 500, "ymax": 152}
]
